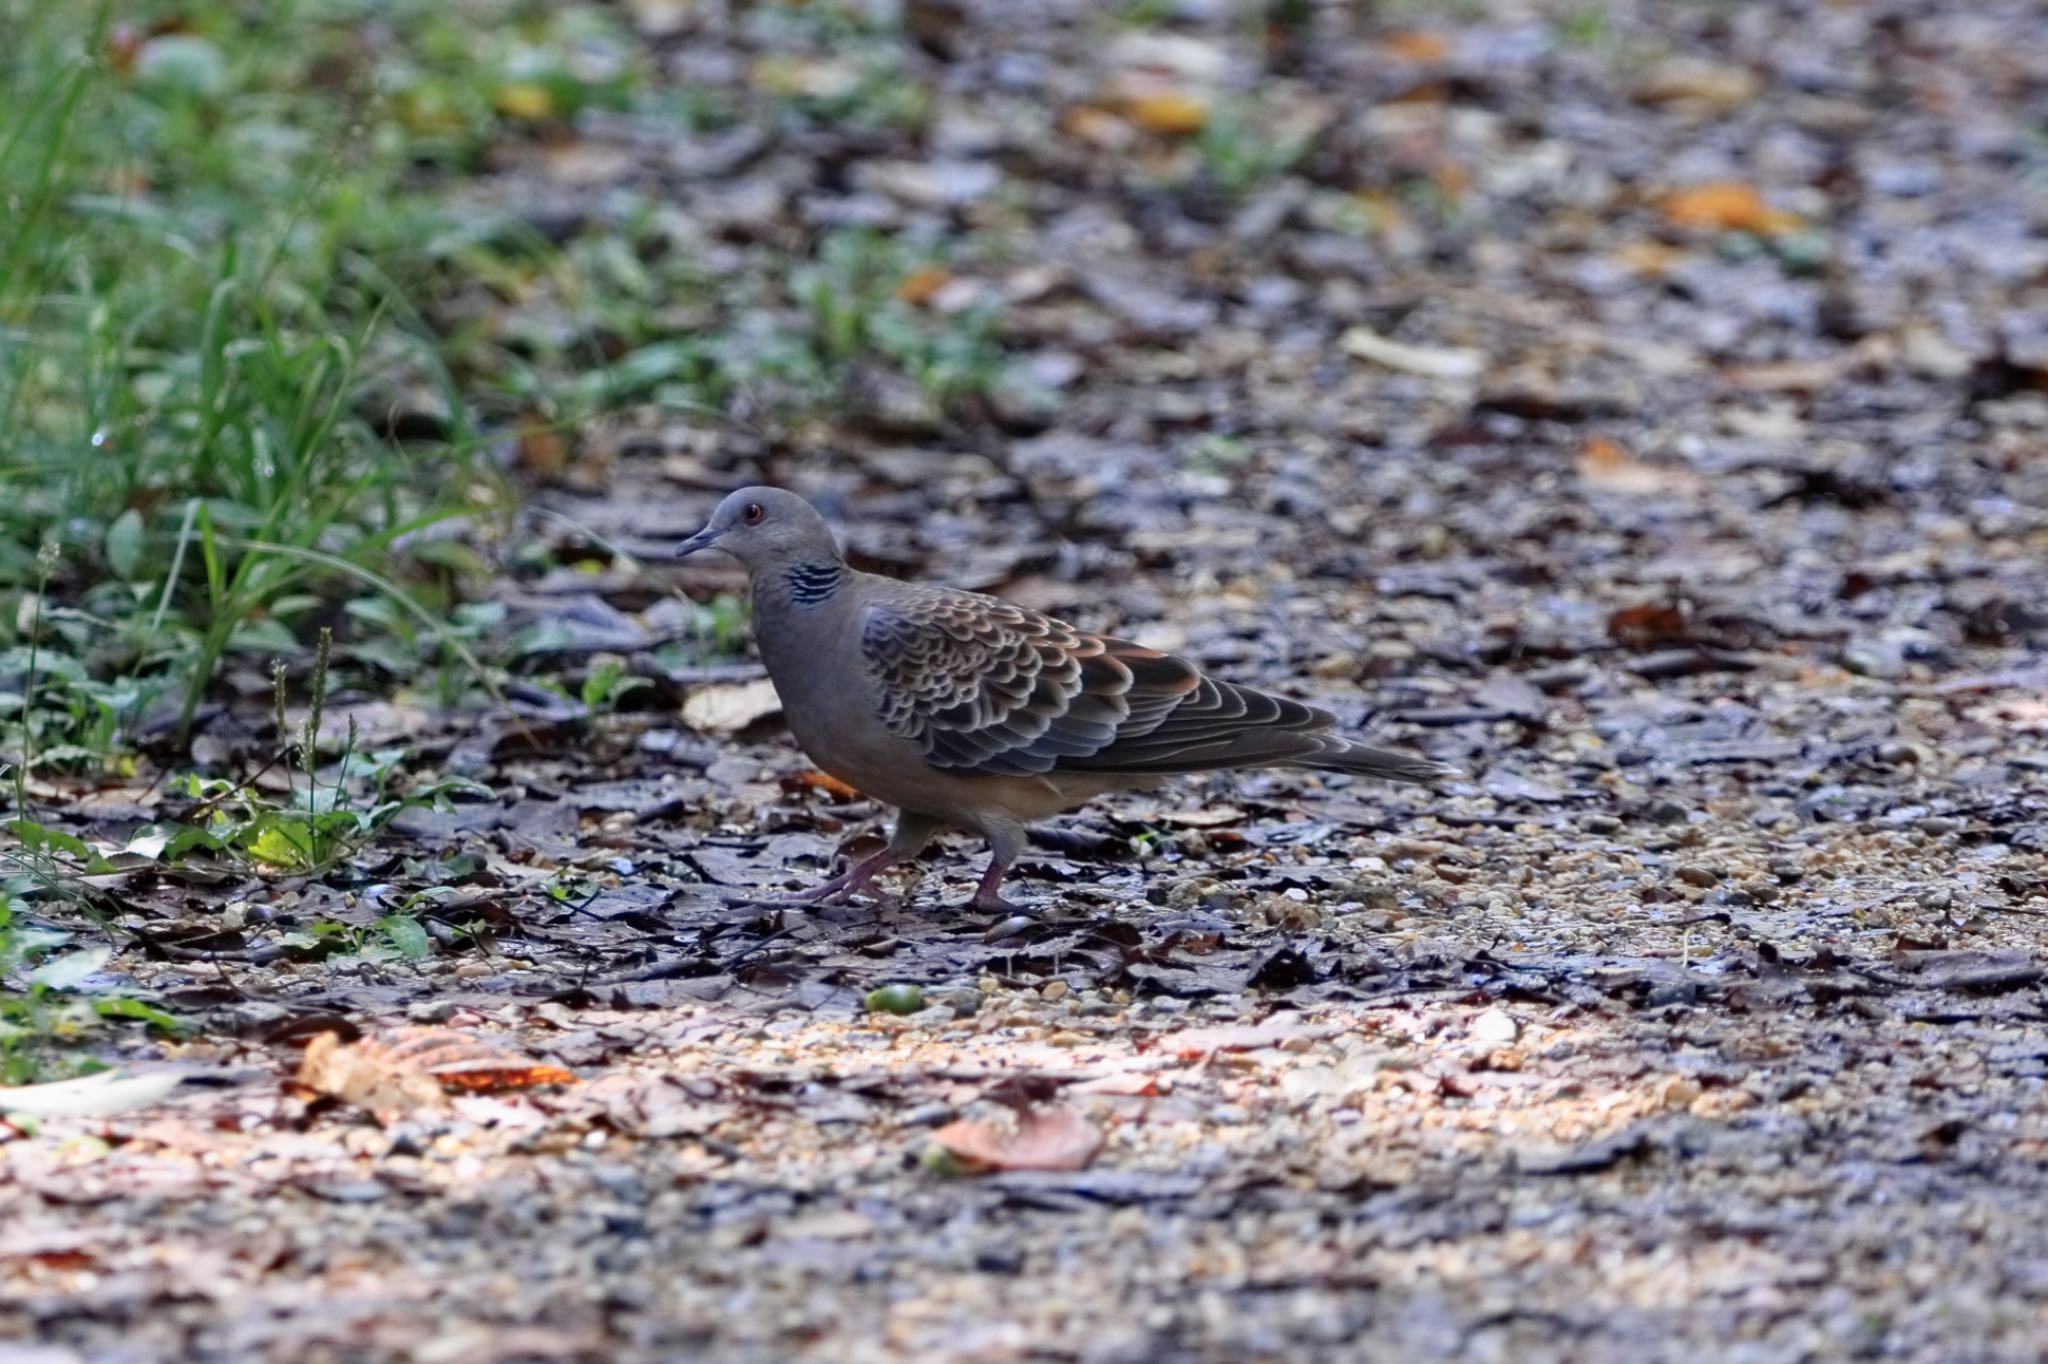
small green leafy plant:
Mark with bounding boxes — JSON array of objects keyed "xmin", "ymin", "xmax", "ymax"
[
  {"xmin": 0, "ymin": 897, "xmax": 182, "ymax": 1085},
  {"xmin": 137, "ymin": 628, "xmax": 481, "ymax": 879}
]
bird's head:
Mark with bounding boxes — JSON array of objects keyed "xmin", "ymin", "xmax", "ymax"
[{"xmin": 673, "ymin": 486, "xmax": 843, "ymax": 573}]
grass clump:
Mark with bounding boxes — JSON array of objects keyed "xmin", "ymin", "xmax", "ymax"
[{"xmin": 0, "ymin": 1, "xmax": 527, "ymax": 759}]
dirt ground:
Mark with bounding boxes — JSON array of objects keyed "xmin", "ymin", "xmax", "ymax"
[{"xmin": 7, "ymin": 1, "xmax": 2048, "ymax": 1360}]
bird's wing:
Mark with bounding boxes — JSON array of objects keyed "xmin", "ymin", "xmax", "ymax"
[{"xmin": 859, "ymin": 587, "xmax": 1354, "ymax": 779}]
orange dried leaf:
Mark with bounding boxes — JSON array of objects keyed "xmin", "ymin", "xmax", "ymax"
[
  {"xmin": 790, "ymin": 769, "xmax": 863, "ymax": 801},
  {"xmin": 928, "ymin": 1105, "xmax": 1104, "ymax": 1174},
  {"xmin": 516, "ymin": 424, "xmax": 568, "ymax": 480},
  {"xmin": 1607, "ymin": 601, "xmax": 1692, "ymax": 647},
  {"xmin": 1382, "ymin": 30, "xmax": 1452, "ymax": 63},
  {"xmin": 1126, "ymin": 92, "xmax": 1209, "ymax": 137},
  {"xmin": 430, "ymin": 1061, "xmax": 578, "ymax": 1093},
  {"xmin": 895, "ymin": 264, "xmax": 953, "ymax": 307},
  {"xmin": 1659, "ymin": 182, "xmax": 1801, "ymax": 235}
]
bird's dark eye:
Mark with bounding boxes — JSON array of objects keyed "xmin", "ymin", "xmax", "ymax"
[{"xmin": 742, "ymin": 502, "xmax": 765, "ymax": 525}]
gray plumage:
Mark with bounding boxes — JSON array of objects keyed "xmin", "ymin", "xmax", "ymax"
[{"xmin": 676, "ymin": 486, "xmax": 1455, "ymax": 911}]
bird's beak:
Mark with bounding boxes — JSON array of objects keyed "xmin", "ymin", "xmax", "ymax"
[{"xmin": 673, "ymin": 525, "xmax": 720, "ymax": 560}]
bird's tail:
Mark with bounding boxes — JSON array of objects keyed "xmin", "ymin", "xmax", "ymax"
[{"xmin": 1302, "ymin": 738, "xmax": 1460, "ymax": 786}]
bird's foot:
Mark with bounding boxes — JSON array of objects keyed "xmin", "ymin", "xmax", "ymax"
[
  {"xmin": 968, "ymin": 887, "xmax": 1027, "ymax": 916},
  {"xmin": 966, "ymin": 857, "xmax": 1024, "ymax": 916}
]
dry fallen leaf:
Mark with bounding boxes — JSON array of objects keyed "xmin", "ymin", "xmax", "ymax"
[
  {"xmin": 297, "ymin": 1031, "xmax": 450, "ymax": 1120},
  {"xmin": 1659, "ymin": 182, "xmax": 1801, "ymax": 235},
  {"xmin": 681, "ymin": 677, "xmax": 783, "ymax": 735},
  {"xmin": 1723, "ymin": 357, "xmax": 1843, "ymax": 395},
  {"xmin": 516, "ymin": 422, "xmax": 569, "ymax": 481},
  {"xmin": 927, "ymin": 1105, "xmax": 1104, "ymax": 1174},
  {"xmin": 1340, "ymin": 326, "xmax": 1486, "ymax": 380},
  {"xmin": 1577, "ymin": 435, "xmax": 1701, "ymax": 496},
  {"xmin": 1060, "ymin": 104, "xmax": 1136, "ymax": 150},
  {"xmin": 1382, "ymin": 30, "xmax": 1452, "ymax": 63},
  {"xmin": 1607, "ymin": 601, "xmax": 1693, "ymax": 648},
  {"xmin": 1633, "ymin": 58, "xmax": 1761, "ymax": 111},
  {"xmin": 894, "ymin": 264, "xmax": 953, "ymax": 306},
  {"xmin": 786, "ymin": 769, "xmax": 864, "ymax": 801},
  {"xmin": 297, "ymin": 1028, "xmax": 575, "ymax": 1122},
  {"xmin": 1071, "ymin": 1072, "xmax": 1162, "ymax": 1098},
  {"xmin": 1125, "ymin": 91, "xmax": 1208, "ymax": 136},
  {"xmin": 1153, "ymin": 1018, "xmax": 1332, "ymax": 1059}
]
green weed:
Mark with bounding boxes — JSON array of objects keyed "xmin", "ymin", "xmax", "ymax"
[{"xmin": 787, "ymin": 229, "xmax": 1007, "ymax": 406}]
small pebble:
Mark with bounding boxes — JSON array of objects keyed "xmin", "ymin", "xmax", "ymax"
[
  {"xmin": 1470, "ymin": 1008, "xmax": 1519, "ymax": 1045},
  {"xmin": 1648, "ymin": 799, "xmax": 1692, "ymax": 825}
]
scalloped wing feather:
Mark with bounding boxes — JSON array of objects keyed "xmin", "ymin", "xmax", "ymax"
[{"xmin": 860, "ymin": 588, "xmax": 1447, "ymax": 784}]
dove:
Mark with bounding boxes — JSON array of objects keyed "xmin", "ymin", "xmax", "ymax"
[{"xmin": 675, "ymin": 486, "xmax": 1455, "ymax": 911}]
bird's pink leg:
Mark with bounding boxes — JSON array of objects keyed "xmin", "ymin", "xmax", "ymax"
[
  {"xmin": 791, "ymin": 811, "xmax": 940, "ymax": 906},
  {"xmin": 968, "ymin": 857, "xmax": 1018, "ymax": 913},
  {"xmin": 966, "ymin": 823, "xmax": 1027, "ymax": 914},
  {"xmin": 794, "ymin": 846, "xmax": 906, "ymax": 904}
]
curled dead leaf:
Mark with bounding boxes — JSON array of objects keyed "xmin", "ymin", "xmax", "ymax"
[
  {"xmin": 296, "ymin": 1028, "xmax": 575, "ymax": 1122},
  {"xmin": 786, "ymin": 769, "xmax": 864, "ymax": 801},
  {"xmin": 926, "ymin": 1105, "xmax": 1104, "ymax": 1174}
]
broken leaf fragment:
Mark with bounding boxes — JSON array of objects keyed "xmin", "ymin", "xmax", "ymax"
[
  {"xmin": 681, "ymin": 677, "xmax": 783, "ymax": 735},
  {"xmin": 1340, "ymin": 326, "xmax": 1486, "ymax": 380}
]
